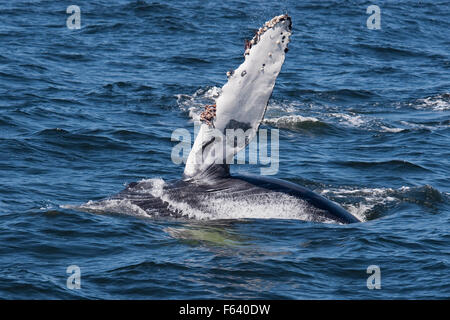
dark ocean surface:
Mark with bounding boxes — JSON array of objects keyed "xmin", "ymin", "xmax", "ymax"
[{"xmin": 0, "ymin": 0, "xmax": 449, "ymax": 299}]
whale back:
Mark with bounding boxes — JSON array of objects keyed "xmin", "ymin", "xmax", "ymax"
[{"xmin": 108, "ymin": 174, "xmax": 360, "ymax": 224}]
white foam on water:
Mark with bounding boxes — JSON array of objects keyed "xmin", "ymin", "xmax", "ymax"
[
  {"xmin": 319, "ymin": 186, "xmax": 419, "ymax": 221},
  {"xmin": 263, "ymin": 115, "xmax": 320, "ymax": 126},
  {"xmin": 39, "ymin": 201, "xmax": 55, "ymax": 211},
  {"xmin": 177, "ymin": 88, "xmax": 415, "ymax": 135},
  {"xmin": 328, "ymin": 112, "xmax": 366, "ymax": 127},
  {"xmin": 400, "ymin": 120, "xmax": 450, "ymax": 131},
  {"xmin": 265, "ymin": 101, "xmax": 301, "ymax": 114},
  {"xmin": 321, "ymin": 187, "xmax": 400, "ymax": 196},
  {"xmin": 176, "ymin": 86, "xmax": 222, "ymax": 121},
  {"xmin": 412, "ymin": 94, "xmax": 450, "ymax": 111},
  {"xmin": 380, "ymin": 126, "xmax": 405, "ymax": 133}
]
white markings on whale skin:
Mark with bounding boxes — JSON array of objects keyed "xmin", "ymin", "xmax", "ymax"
[
  {"xmin": 63, "ymin": 199, "xmax": 150, "ymax": 217},
  {"xmin": 70, "ymin": 178, "xmax": 336, "ymax": 223}
]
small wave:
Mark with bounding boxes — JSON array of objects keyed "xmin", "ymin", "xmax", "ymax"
[
  {"xmin": 376, "ymin": 119, "xmax": 449, "ymax": 133},
  {"xmin": 0, "ymin": 116, "xmax": 16, "ymax": 127},
  {"xmin": 82, "ymin": 22, "xmax": 126, "ymax": 35},
  {"xmin": 321, "ymin": 187, "xmax": 398, "ymax": 221},
  {"xmin": 399, "ymin": 120, "xmax": 449, "ymax": 131},
  {"xmin": 357, "ymin": 44, "xmax": 428, "ymax": 59},
  {"xmin": 48, "ymin": 52, "xmax": 92, "ymax": 62},
  {"xmin": 264, "ymin": 102, "xmax": 372, "ymax": 132},
  {"xmin": 34, "ymin": 129, "xmax": 131, "ymax": 151},
  {"xmin": 87, "ymin": 81, "xmax": 154, "ymax": 99},
  {"xmin": 176, "ymin": 91, "xmax": 411, "ymax": 135},
  {"xmin": 265, "ymin": 101, "xmax": 300, "ymax": 114},
  {"xmin": 19, "ymin": 63, "xmax": 48, "ymax": 73},
  {"xmin": 262, "ymin": 102, "xmax": 443, "ymax": 134},
  {"xmin": 407, "ymin": 93, "xmax": 450, "ymax": 111},
  {"xmin": 327, "ymin": 112, "xmax": 365, "ymax": 127},
  {"xmin": 334, "ymin": 160, "xmax": 431, "ymax": 172},
  {"xmin": 320, "ymin": 89, "xmax": 376, "ymax": 100},
  {"xmin": 103, "ymin": 81, "xmax": 133, "ymax": 89},
  {"xmin": 263, "ymin": 115, "xmax": 329, "ymax": 131},
  {"xmin": 127, "ymin": 0, "xmax": 172, "ymax": 13},
  {"xmin": 103, "ymin": 81, "xmax": 154, "ymax": 92},
  {"xmin": 379, "ymin": 126, "xmax": 406, "ymax": 133},
  {"xmin": 176, "ymin": 86, "xmax": 221, "ymax": 120},
  {"xmin": 320, "ymin": 184, "xmax": 445, "ymax": 220},
  {"xmin": 169, "ymin": 56, "xmax": 211, "ymax": 65},
  {"xmin": 0, "ymin": 70, "xmax": 29, "ymax": 81},
  {"xmin": 35, "ymin": 128, "xmax": 70, "ymax": 136}
]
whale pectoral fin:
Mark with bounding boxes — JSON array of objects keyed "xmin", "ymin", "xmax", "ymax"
[{"xmin": 183, "ymin": 15, "xmax": 292, "ymax": 180}]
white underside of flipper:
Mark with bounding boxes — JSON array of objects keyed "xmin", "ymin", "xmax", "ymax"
[{"xmin": 184, "ymin": 15, "xmax": 292, "ymax": 179}]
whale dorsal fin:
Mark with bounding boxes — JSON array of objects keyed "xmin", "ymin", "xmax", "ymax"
[{"xmin": 183, "ymin": 15, "xmax": 292, "ymax": 180}]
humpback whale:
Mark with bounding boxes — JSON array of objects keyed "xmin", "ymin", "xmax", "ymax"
[{"xmin": 80, "ymin": 15, "xmax": 360, "ymax": 224}]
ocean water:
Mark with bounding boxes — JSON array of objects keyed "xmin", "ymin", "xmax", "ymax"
[{"xmin": 0, "ymin": 0, "xmax": 449, "ymax": 299}]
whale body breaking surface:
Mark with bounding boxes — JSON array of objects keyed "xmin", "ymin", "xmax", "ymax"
[{"xmin": 70, "ymin": 15, "xmax": 361, "ymax": 224}]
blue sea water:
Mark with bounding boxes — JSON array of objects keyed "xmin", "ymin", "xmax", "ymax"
[{"xmin": 0, "ymin": 0, "xmax": 449, "ymax": 299}]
